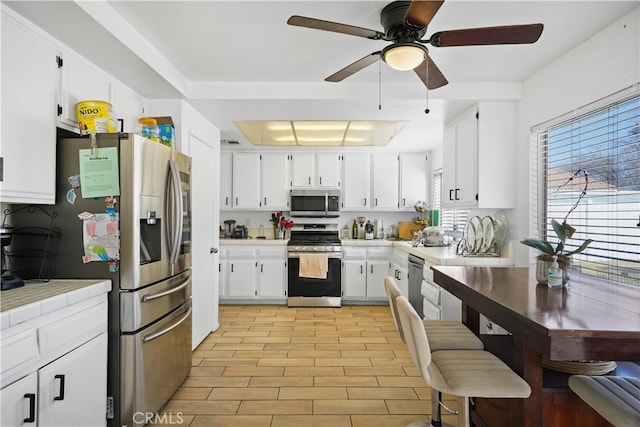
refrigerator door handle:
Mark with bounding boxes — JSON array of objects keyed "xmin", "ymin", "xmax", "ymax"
[
  {"xmin": 165, "ymin": 160, "xmax": 183, "ymax": 265},
  {"xmin": 143, "ymin": 305, "xmax": 192, "ymax": 343},
  {"xmin": 142, "ymin": 277, "xmax": 190, "ymax": 302}
]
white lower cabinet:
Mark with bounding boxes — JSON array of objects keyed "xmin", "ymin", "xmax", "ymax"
[
  {"xmin": 1, "ymin": 290, "xmax": 109, "ymax": 427},
  {"xmin": 38, "ymin": 333, "xmax": 108, "ymax": 427},
  {"xmin": 221, "ymin": 245, "xmax": 286, "ymax": 301},
  {"xmin": 342, "ymin": 246, "xmax": 391, "ymax": 300},
  {"xmin": 391, "ymin": 249, "xmax": 409, "ymax": 297}
]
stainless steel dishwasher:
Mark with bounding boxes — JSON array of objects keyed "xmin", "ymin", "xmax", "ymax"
[{"xmin": 407, "ymin": 254, "xmax": 425, "ymax": 318}]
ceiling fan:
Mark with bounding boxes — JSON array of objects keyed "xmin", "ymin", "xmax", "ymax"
[{"xmin": 287, "ymin": 0, "xmax": 544, "ymax": 89}]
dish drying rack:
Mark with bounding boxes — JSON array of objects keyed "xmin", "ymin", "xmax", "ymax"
[
  {"xmin": 3, "ymin": 205, "xmax": 61, "ymax": 281},
  {"xmin": 456, "ymin": 212, "xmax": 508, "ymax": 257}
]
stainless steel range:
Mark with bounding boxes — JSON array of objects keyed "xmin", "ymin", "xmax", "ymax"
[{"xmin": 287, "ymin": 224, "xmax": 341, "ymax": 307}]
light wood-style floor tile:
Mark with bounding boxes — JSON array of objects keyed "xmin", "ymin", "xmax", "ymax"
[{"xmin": 159, "ymin": 304, "xmax": 458, "ymax": 426}]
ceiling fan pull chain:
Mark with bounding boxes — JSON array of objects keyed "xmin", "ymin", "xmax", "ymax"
[
  {"xmin": 424, "ymin": 60, "xmax": 430, "ymax": 114},
  {"xmin": 378, "ymin": 58, "xmax": 382, "ymax": 110}
]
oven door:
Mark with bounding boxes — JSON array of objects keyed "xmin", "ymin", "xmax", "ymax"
[{"xmin": 287, "ymin": 252, "xmax": 341, "ymax": 307}]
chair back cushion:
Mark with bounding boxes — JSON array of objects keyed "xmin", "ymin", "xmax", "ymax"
[
  {"xmin": 397, "ymin": 295, "xmax": 432, "ymax": 373},
  {"xmin": 384, "ymin": 276, "xmax": 405, "ymax": 342}
]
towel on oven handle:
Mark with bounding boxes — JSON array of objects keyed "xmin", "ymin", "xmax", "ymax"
[{"xmin": 299, "ymin": 253, "xmax": 328, "ymax": 279}]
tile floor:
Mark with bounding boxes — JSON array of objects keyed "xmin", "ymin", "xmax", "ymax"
[{"xmin": 157, "ymin": 304, "xmax": 459, "ymax": 427}]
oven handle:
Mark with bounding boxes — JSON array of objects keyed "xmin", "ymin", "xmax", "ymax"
[
  {"xmin": 143, "ymin": 305, "xmax": 192, "ymax": 343},
  {"xmin": 288, "ymin": 252, "xmax": 342, "ymax": 259},
  {"xmin": 142, "ymin": 277, "xmax": 190, "ymax": 302}
]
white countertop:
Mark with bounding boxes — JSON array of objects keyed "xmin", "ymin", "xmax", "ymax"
[
  {"xmin": 220, "ymin": 238, "xmax": 513, "ymax": 265},
  {"xmin": 0, "ymin": 279, "xmax": 112, "ymax": 329}
]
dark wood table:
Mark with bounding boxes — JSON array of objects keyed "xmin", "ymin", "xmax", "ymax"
[{"xmin": 432, "ymin": 266, "xmax": 640, "ymax": 427}]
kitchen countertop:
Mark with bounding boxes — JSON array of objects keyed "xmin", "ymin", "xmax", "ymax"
[
  {"xmin": 1, "ymin": 279, "xmax": 112, "ymax": 329},
  {"xmin": 220, "ymin": 238, "xmax": 513, "ymax": 265}
]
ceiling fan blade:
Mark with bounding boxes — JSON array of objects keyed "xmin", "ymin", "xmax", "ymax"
[
  {"xmin": 287, "ymin": 15, "xmax": 384, "ymax": 40},
  {"xmin": 430, "ymin": 23, "xmax": 544, "ymax": 47},
  {"xmin": 414, "ymin": 56, "xmax": 448, "ymax": 90},
  {"xmin": 325, "ymin": 52, "xmax": 381, "ymax": 82},
  {"xmin": 404, "ymin": 0, "xmax": 445, "ymax": 28}
]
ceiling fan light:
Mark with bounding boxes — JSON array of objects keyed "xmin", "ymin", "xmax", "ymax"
[{"xmin": 382, "ymin": 44, "xmax": 427, "ymax": 71}]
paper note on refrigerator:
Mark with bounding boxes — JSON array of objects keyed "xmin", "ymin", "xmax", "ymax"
[
  {"xmin": 83, "ymin": 213, "xmax": 120, "ymax": 262},
  {"xmin": 79, "ymin": 147, "xmax": 120, "ymax": 198}
]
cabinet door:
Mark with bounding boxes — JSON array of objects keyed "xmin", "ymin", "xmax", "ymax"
[
  {"xmin": 372, "ymin": 154, "xmax": 399, "ymax": 210},
  {"xmin": 220, "ymin": 152, "xmax": 233, "ymax": 209},
  {"xmin": 399, "ymin": 154, "xmax": 429, "ymax": 211},
  {"xmin": 232, "ymin": 153, "xmax": 261, "ymax": 209},
  {"xmin": 1, "ymin": 12, "xmax": 58, "ymax": 204},
  {"xmin": 441, "ymin": 124, "xmax": 457, "ymax": 208},
  {"xmin": 315, "ymin": 153, "xmax": 341, "ymax": 188},
  {"xmin": 59, "ymin": 52, "xmax": 112, "ymax": 131},
  {"xmin": 228, "ymin": 259, "xmax": 258, "ymax": 297},
  {"xmin": 111, "ymin": 84, "xmax": 144, "ymax": 133},
  {"xmin": 0, "ymin": 372, "xmax": 38, "ymax": 426},
  {"xmin": 290, "ymin": 153, "xmax": 314, "ymax": 187},
  {"xmin": 342, "ymin": 153, "xmax": 371, "ymax": 210},
  {"xmin": 258, "ymin": 259, "xmax": 286, "ymax": 297},
  {"xmin": 261, "ymin": 153, "xmax": 289, "ymax": 210},
  {"xmin": 454, "ymin": 109, "xmax": 478, "ymax": 207},
  {"xmin": 38, "ymin": 332, "xmax": 107, "ymax": 427},
  {"xmin": 342, "ymin": 260, "xmax": 366, "ymax": 298},
  {"xmin": 367, "ymin": 260, "xmax": 390, "ymax": 299}
]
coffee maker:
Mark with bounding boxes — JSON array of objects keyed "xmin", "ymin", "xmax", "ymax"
[{"xmin": 1, "ymin": 225, "xmax": 24, "ymax": 290}]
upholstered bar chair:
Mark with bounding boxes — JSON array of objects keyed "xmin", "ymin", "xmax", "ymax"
[
  {"xmin": 384, "ymin": 276, "xmax": 484, "ymax": 351},
  {"xmin": 384, "ymin": 275, "xmax": 484, "ymax": 425},
  {"xmin": 396, "ymin": 295, "xmax": 531, "ymax": 427}
]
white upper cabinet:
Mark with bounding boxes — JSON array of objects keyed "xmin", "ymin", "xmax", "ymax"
[
  {"xmin": 232, "ymin": 152, "xmax": 261, "ymax": 209},
  {"xmin": 371, "ymin": 153, "xmax": 399, "ymax": 210},
  {"xmin": 1, "ymin": 10, "xmax": 58, "ymax": 204},
  {"xmin": 58, "ymin": 52, "xmax": 112, "ymax": 132},
  {"xmin": 342, "ymin": 153, "xmax": 371, "ymax": 210},
  {"xmin": 260, "ymin": 153, "xmax": 289, "ymax": 210},
  {"xmin": 399, "ymin": 154, "xmax": 430, "ymax": 211},
  {"xmin": 442, "ymin": 103, "xmax": 515, "ymax": 209},
  {"xmin": 111, "ymin": 84, "xmax": 145, "ymax": 133},
  {"xmin": 290, "ymin": 153, "xmax": 341, "ymax": 188},
  {"xmin": 220, "ymin": 152, "xmax": 233, "ymax": 209}
]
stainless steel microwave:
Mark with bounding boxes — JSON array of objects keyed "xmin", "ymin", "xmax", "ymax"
[{"xmin": 290, "ymin": 190, "xmax": 341, "ymax": 218}]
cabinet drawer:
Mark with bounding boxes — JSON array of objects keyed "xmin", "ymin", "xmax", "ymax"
[
  {"xmin": 257, "ymin": 247, "xmax": 285, "ymax": 258},
  {"xmin": 227, "ymin": 247, "xmax": 257, "ymax": 258},
  {"xmin": 342, "ymin": 247, "xmax": 367, "ymax": 259},
  {"xmin": 421, "ymin": 280, "xmax": 440, "ymax": 305},
  {"xmin": 423, "ymin": 298, "xmax": 441, "ymax": 320},
  {"xmin": 38, "ymin": 300, "xmax": 107, "ymax": 359},
  {"xmin": 423, "ymin": 265, "xmax": 434, "ymax": 283},
  {"xmin": 1, "ymin": 328, "xmax": 39, "ymax": 383},
  {"xmin": 367, "ymin": 247, "xmax": 392, "ymax": 259}
]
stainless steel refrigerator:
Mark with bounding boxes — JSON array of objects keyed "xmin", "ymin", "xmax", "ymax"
[{"xmin": 12, "ymin": 132, "xmax": 193, "ymax": 427}]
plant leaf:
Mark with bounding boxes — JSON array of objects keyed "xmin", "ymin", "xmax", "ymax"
[
  {"xmin": 564, "ymin": 239, "xmax": 594, "ymax": 256},
  {"xmin": 551, "ymin": 219, "xmax": 566, "ymax": 243},
  {"xmin": 520, "ymin": 238, "xmax": 556, "ymax": 255}
]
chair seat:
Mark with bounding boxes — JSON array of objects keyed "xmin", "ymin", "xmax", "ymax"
[
  {"xmin": 429, "ymin": 350, "xmax": 532, "ymax": 398},
  {"xmin": 423, "ymin": 320, "xmax": 484, "ymax": 351},
  {"xmin": 569, "ymin": 375, "xmax": 640, "ymax": 427}
]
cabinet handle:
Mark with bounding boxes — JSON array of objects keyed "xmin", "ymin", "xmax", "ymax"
[
  {"xmin": 455, "ymin": 188, "xmax": 460, "ymax": 200},
  {"xmin": 219, "ymin": 263, "xmax": 221, "ymax": 272},
  {"xmin": 363, "ymin": 198, "xmax": 367, "ymax": 206},
  {"xmin": 449, "ymin": 189, "xmax": 454, "ymax": 201},
  {"xmin": 225, "ymin": 196, "xmax": 229, "ymax": 206},
  {"xmin": 261, "ymin": 264, "xmax": 264, "ymax": 273},
  {"xmin": 370, "ymin": 265, "xmax": 373, "ymax": 274},
  {"xmin": 264, "ymin": 197, "xmax": 267, "ymax": 205},
  {"xmin": 375, "ymin": 198, "xmax": 378, "ymax": 206},
  {"xmin": 23, "ymin": 393, "xmax": 36, "ymax": 423},
  {"xmin": 54, "ymin": 374, "xmax": 65, "ymax": 401},
  {"xmin": 402, "ymin": 198, "xmax": 406, "ymax": 206},
  {"xmin": 360, "ymin": 265, "xmax": 363, "ymax": 274},
  {"xmin": 235, "ymin": 197, "xmax": 238, "ymax": 205},
  {"xmin": 319, "ymin": 177, "xmax": 322, "ymax": 185},
  {"xmin": 231, "ymin": 264, "xmax": 234, "ymax": 273}
]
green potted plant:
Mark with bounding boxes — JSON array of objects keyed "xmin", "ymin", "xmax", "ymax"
[{"xmin": 521, "ymin": 218, "xmax": 593, "ymax": 285}]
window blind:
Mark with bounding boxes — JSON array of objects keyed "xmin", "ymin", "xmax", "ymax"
[{"xmin": 532, "ymin": 86, "xmax": 640, "ymax": 286}]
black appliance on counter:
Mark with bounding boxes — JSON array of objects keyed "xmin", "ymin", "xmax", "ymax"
[
  {"xmin": 231, "ymin": 225, "xmax": 248, "ymax": 239},
  {"xmin": 287, "ymin": 224, "xmax": 341, "ymax": 307}
]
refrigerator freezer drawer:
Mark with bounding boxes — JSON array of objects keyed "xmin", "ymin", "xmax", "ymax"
[
  {"xmin": 120, "ymin": 270, "xmax": 191, "ymax": 332},
  {"xmin": 120, "ymin": 301, "xmax": 192, "ymax": 427}
]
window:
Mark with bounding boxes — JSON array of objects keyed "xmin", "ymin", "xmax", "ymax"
[
  {"xmin": 433, "ymin": 169, "xmax": 468, "ymax": 231},
  {"xmin": 531, "ymin": 86, "xmax": 640, "ymax": 286}
]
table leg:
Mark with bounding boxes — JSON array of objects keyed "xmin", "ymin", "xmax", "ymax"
[{"xmin": 513, "ymin": 336, "xmax": 543, "ymax": 427}]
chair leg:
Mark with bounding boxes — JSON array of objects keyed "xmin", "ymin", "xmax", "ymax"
[{"xmin": 456, "ymin": 396, "xmax": 470, "ymax": 427}]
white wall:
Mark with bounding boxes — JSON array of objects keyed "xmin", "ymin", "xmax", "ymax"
[{"xmin": 513, "ymin": 7, "xmax": 640, "ymax": 266}]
